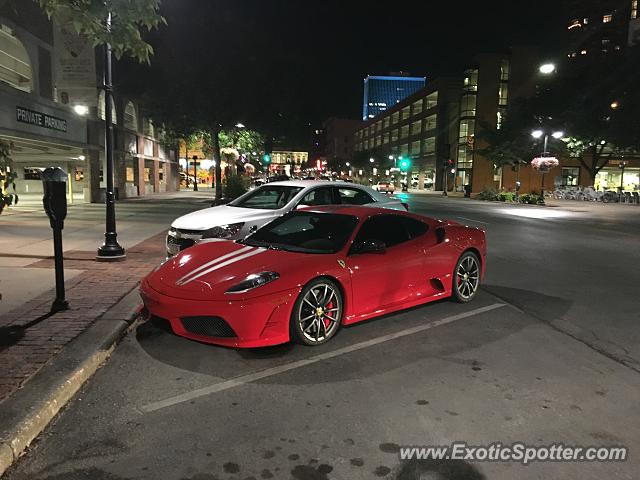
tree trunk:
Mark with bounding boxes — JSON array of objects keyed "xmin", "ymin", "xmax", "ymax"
[{"xmin": 212, "ymin": 127, "xmax": 222, "ymax": 200}]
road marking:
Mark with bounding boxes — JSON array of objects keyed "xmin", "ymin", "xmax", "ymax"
[
  {"xmin": 456, "ymin": 216, "xmax": 489, "ymax": 225},
  {"xmin": 139, "ymin": 303, "xmax": 506, "ymax": 413}
]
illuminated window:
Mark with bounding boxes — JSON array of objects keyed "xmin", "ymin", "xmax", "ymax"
[
  {"xmin": 0, "ymin": 25, "xmax": 32, "ymax": 93},
  {"xmin": 498, "ymin": 83, "xmax": 509, "ymax": 106},
  {"xmin": 500, "ymin": 59, "xmax": 510, "ymax": 81},
  {"xmin": 460, "ymin": 94, "xmax": 476, "ymax": 117},
  {"xmin": 98, "ymin": 90, "xmax": 117, "ymax": 124},
  {"xmin": 568, "ymin": 19, "xmax": 582, "ymax": 29},
  {"xmin": 400, "ymin": 143, "xmax": 409, "ymax": 156},
  {"xmin": 561, "ymin": 167, "xmax": 580, "ymax": 186},
  {"xmin": 412, "ymin": 99, "xmax": 423, "ymax": 116},
  {"xmin": 391, "ymin": 111, "xmax": 400, "ymax": 125},
  {"xmin": 411, "ymin": 120, "xmax": 422, "ymax": 136},
  {"xmin": 410, "ymin": 140, "xmax": 421, "ymax": 155},
  {"xmin": 632, "ymin": 0, "xmax": 638, "ymax": 18},
  {"xmin": 603, "ymin": 14, "xmax": 612, "ymax": 23},
  {"xmin": 581, "ymin": 49, "xmax": 588, "ymax": 55},
  {"xmin": 424, "ymin": 91, "xmax": 438, "ymax": 109},
  {"xmin": 424, "ymin": 114, "xmax": 437, "ymax": 131},
  {"xmin": 143, "ymin": 118, "xmax": 155, "ymax": 138},
  {"xmin": 422, "ymin": 137, "xmax": 436, "ymax": 155},
  {"xmin": 124, "ymin": 101, "xmax": 138, "ymax": 131},
  {"xmin": 391, "ymin": 128, "xmax": 399, "ymax": 142},
  {"xmin": 462, "ymin": 70, "xmax": 478, "ymax": 92},
  {"xmin": 458, "ymin": 119, "xmax": 475, "ymax": 144},
  {"xmin": 400, "ymin": 124, "xmax": 409, "ymax": 139}
]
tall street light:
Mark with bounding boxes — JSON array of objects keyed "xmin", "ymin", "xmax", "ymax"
[
  {"xmin": 531, "ymin": 129, "xmax": 563, "ymax": 199},
  {"xmin": 97, "ymin": 12, "xmax": 125, "ymax": 261},
  {"xmin": 538, "ymin": 63, "xmax": 556, "ymax": 75}
]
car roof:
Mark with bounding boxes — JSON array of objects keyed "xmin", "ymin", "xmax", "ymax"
[
  {"xmin": 298, "ymin": 205, "xmax": 426, "ymax": 220},
  {"xmin": 263, "ymin": 180, "xmax": 362, "ymax": 188}
]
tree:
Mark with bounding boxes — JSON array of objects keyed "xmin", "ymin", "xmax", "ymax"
[
  {"xmin": 475, "ymin": 100, "xmax": 543, "ymax": 171},
  {"xmin": 539, "ymin": 47, "xmax": 640, "ymax": 185},
  {"xmin": 34, "ymin": 0, "xmax": 165, "ymax": 63}
]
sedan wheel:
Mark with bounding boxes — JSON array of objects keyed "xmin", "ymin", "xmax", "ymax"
[
  {"xmin": 291, "ymin": 279, "xmax": 343, "ymax": 346},
  {"xmin": 452, "ymin": 252, "xmax": 480, "ymax": 303}
]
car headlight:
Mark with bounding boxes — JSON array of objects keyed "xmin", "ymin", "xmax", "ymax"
[
  {"xmin": 226, "ymin": 271, "xmax": 279, "ymax": 293},
  {"xmin": 201, "ymin": 222, "xmax": 245, "ymax": 239}
]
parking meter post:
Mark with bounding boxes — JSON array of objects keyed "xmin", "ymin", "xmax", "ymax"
[{"xmin": 42, "ymin": 167, "xmax": 69, "ymax": 312}]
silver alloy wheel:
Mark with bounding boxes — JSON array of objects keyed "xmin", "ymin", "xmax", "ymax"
[
  {"xmin": 456, "ymin": 255, "xmax": 480, "ymax": 300},
  {"xmin": 297, "ymin": 283, "xmax": 341, "ymax": 344}
]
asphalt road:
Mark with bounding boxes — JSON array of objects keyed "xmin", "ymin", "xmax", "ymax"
[{"xmin": 5, "ymin": 194, "xmax": 640, "ymax": 480}]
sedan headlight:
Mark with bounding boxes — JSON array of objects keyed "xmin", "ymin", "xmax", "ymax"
[
  {"xmin": 226, "ymin": 271, "xmax": 280, "ymax": 294},
  {"xmin": 201, "ymin": 222, "xmax": 245, "ymax": 239}
]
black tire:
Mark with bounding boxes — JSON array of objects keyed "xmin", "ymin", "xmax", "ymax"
[
  {"xmin": 290, "ymin": 278, "xmax": 343, "ymax": 346},
  {"xmin": 451, "ymin": 251, "xmax": 481, "ymax": 303}
]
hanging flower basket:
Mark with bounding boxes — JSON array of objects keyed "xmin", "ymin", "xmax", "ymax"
[{"xmin": 531, "ymin": 156, "xmax": 559, "ymax": 173}]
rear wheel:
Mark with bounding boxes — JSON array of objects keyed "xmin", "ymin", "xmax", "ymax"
[
  {"xmin": 451, "ymin": 251, "xmax": 480, "ymax": 303},
  {"xmin": 290, "ymin": 278, "xmax": 343, "ymax": 346}
]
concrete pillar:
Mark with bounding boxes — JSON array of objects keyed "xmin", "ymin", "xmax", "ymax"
[
  {"xmin": 86, "ymin": 149, "xmax": 101, "ymax": 203},
  {"xmin": 418, "ymin": 172, "xmax": 425, "ymax": 190},
  {"xmin": 137, "ymin": 135, "xmax": 145, "ymax": 196},
  {"xmin": 153, "ymin": 142, "xmax": 160, "ymax": 193}
]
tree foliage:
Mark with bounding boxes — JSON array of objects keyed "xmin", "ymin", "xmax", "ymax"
[{"xmin": 34, "ymin": 0, "xmax": 165, "ymax": 63}]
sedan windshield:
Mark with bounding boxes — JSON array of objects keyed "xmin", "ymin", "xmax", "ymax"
[
  {"xmin": 241, "ymin": 211, "xmax": 359, "ymax": 253},
  {"xmin": 229, "ymin": 185, "xmax": 303, "ymax": 210}
]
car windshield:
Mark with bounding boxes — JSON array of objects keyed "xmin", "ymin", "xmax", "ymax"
[
  {"xmin": 229, "ymin": 185, "xmax": 303, "ymax": 210},
  {"xmin": 240, "ymin": 211, "xmax": 359, "ymax": 254}
]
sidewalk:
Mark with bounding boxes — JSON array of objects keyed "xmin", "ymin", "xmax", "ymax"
[{"xmin": 0, "ymin": 192, "xmax": 207, "ymax": 475}]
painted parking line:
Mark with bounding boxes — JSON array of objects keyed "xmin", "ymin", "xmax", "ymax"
[{"xmin": 139, "ymin": 303, "xmax": 506, "ymax": 414}]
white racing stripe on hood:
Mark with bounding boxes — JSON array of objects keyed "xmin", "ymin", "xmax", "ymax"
[
  {"xmin": 177, "ymin": 248, "xmax": 266, "ymax": 286},
  {"xmin": 175, "ymin": 246, "xmax": 254, "ymax": 286}
]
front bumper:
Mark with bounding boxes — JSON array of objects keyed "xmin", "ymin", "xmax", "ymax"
[{"xmin": 140, "ymin": 279, "xmax": 300, "ymax": 348}]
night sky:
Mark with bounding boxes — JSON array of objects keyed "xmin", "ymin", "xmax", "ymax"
[{"xmin": 121, "ymin": 0, "xmax": 566, "ymax": 143}]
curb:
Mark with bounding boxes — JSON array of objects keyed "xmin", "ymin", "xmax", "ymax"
[{"xmin": 0, "ymin": 288, "xmax": 143, "ymax": 478}]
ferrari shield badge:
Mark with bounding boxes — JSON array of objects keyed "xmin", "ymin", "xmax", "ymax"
[{"xmin": 337, "ymin": 259, "xmax": 346, "ymax": 269}]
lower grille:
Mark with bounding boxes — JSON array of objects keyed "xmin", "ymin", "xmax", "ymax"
[
  {"xmin": 181, "ymin": 316, "xmax": 237, "ymax": 338},
  {"xmin": 167, "ymin": 234, "xmax": 196, "ymax": 250}
]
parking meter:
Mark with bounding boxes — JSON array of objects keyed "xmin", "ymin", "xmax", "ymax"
[
  {"xmin": 515, "ymin": 181, "xmax": 521, "ymax": 192},
  {"xmin": 41, "ymin": 167, "xmax": 69, "ymax": 311},
  {"xmin": 42, "ymin": 167, "xmax": 68, "ymax": 230}
]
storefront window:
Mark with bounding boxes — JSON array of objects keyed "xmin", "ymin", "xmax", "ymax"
[
  {"xmin": 561, "ymin": 167, "xmax": 580, "ymax": 186},
  {"xmin": 595, "ymin": 168, "xmax": 640, "ymax": 191},
  {"xmin": 23, "ymin": 167, "xmax": 42, "ymax": 180},
  {"xmin": 126, "ymin": 167, "xmax": 135, "ymax": 183}
]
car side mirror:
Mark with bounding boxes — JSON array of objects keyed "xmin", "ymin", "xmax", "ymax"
[
  {"xmin": 351, "ymin": 239, "xmax": 386, "ymax": 255},
  {"xmin": 295, "ymin": 203, "xmax": 310, "ymax": 210}
]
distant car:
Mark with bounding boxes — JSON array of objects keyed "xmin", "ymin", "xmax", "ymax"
[
  {"xmin": 166, "ymin": 180, "xmax": 407, "ymax": 257},
  {"xmin": 373, "ymin": 181, "xmax": 395, "ymax": 193},
  {"xmin": 142, "ymin": 206, "xmax": 487, "ymax": 347}
]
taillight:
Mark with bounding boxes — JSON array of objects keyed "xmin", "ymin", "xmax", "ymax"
[{"xmin": 401, "ymin": 202, "xmax": 409, "ymax": 211}]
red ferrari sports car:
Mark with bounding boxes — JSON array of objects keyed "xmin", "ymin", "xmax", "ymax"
[{"xmin": 140, "ymin": 206, "xmax": 486, "ymax": 348}]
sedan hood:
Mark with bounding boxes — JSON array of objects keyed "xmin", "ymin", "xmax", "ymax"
[
  {"xmin": 145, "ymin": 240, "xmax": 321, "ymax": 301},
  {"xmin": 171, "ymin": 205, "xmax": 279, "ymax": 231}
]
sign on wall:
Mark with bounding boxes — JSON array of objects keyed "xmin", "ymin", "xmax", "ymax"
[
  {"xmin": 16, "ymin": 106, "xmax": 67, "ymax": 133},
  {"xmin": 53, "ymin": 19, "xmax": 97, "ymax": 107}
]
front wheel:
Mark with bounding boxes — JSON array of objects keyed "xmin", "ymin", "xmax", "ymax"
[
  {"xmin": 290, "ymin": 278, "xmax": 343, "ymax": 346},
  {"xmin": 451, "ymin": 251, "xmax": 481, "ymax": 303}
]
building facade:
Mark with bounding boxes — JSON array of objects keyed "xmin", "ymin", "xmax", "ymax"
[
  {"xmin": 0, "ymin": 3, "xmax": 178, "ymax": 204},
  {"xmin": 362, "ymin": 74, "xmax": 426, "ymax": 120},
  {"xmin": 323, "ymin": 117, "xmax": 361, "ymax": 170},
  {"xmin": 270, "ymin": 150, "xmax": 308, "ymax": 176},
  {"xmin": 355, "ymin": 78, "xmax": 460, "ymax": 190},
  {"xmin": 566, "ymin": 0, "xmax": 638, "ymax": 59}
]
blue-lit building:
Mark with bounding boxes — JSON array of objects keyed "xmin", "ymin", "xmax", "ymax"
[{"xmin": 362, "ymin": 74, "xmax": 426, "ymax": 120}]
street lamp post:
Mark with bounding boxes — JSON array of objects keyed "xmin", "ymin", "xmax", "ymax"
[
  {"xmin": 192, "ymin": 155, "xmax": 199, "ymax": 191},
  {"xmin": 97, "ymin": 12, "xmax": 125, "ymax": 261},
  {"xmin": 531, "ymin": 129, "xmax": 563, "ymax": 199}
]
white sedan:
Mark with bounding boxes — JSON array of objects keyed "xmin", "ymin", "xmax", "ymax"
[{"xmin": 166, "ymin": 180, "xmax": 408, "ymax": 256}]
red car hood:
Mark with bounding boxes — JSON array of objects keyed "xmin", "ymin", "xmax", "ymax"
[{"xmin": 145, "ymin": 239, "xmax": 314, "ymax": 300}]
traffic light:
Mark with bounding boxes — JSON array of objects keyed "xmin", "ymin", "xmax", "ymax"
[
  {"xmin": 444, "ymin": 159, "xmax": 454, "ymax": 168},
  {"xmin": 263, "ymin": 154, "xmax": 271, "ymax": 164},
  {"xmin": 399, "ymin": 157, "xmax": 410, "ymax": 171}
]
